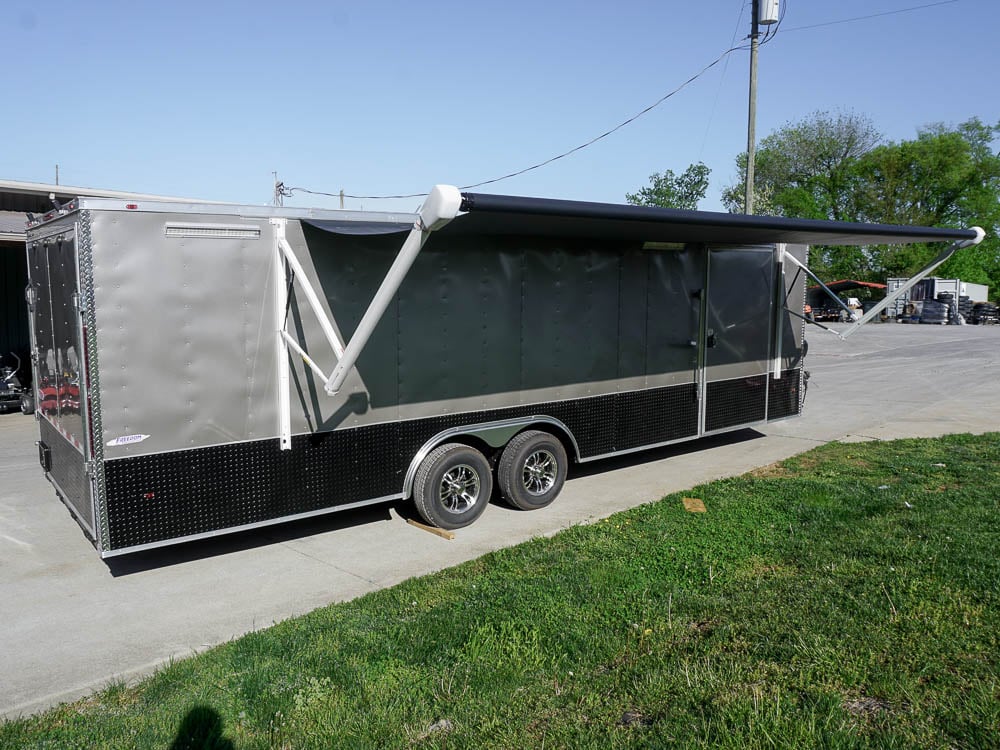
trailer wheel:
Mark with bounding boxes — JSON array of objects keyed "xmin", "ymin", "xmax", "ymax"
[
  {"xmin": 20, "ymin": 393, "xmax": 35, "ymax": 415},
  {"xmin": 498, "ymin": 430, "xmax": 567, "ymax": 511},
  {"xmin": 413, "ymin": 443, "xmax": 493, "ymax": 530}
]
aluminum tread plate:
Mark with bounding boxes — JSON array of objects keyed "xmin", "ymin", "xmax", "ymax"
[
  {"xmin": 767, "ymin": 368, "xmax": 804, "ymax": 421},
  {"xmin": 103, "ymin": 383, "xmax": 698, "ymax": 550},
  {"xmin": 39, "ymin": 417, "xmax": 93, "ymax": 535}
]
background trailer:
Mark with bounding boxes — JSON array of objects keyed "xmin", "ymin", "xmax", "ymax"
[{"xmin": 24, "ymin": 187, "xmax": 982, "ymax": 557}]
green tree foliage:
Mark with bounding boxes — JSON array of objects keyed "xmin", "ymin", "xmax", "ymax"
[
  {"xmin": 855, "ymin": 119, "xmax": 1000, "ymax": 286},
  {"xmin": 626, "ymin": 162, "xmax": 711, "ymax": 210},
  {"xmin": 721, "ymin": 110, "xmax": 881, "ymax": 220},
  {"xmin": 725, "ymin": 113, "xmax": 1000, "ymax": 297}
]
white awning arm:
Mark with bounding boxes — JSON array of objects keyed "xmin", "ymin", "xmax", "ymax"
[
  {"xmin": 281, "ymin": 330, "xmax": 330, "ymax": 381},
  {"xmin": 839, "ymin": 226, "xmax": 985, "ymax": 339},
  {"xmin": 272, "ymin": 220, "xmax": 346, "ymax": 360},
  {"xmin": 324, "ymin": 185, "xmax": 463, "ymax": 395}
]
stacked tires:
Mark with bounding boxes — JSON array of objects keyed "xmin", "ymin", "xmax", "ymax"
[
  {"xmin": 412, "ymin": 430, "xmax": 569, "ymax": 530},
  {"xmin": 919, "ymin": 299, "xmax": 949, "ymax": 324},
  {"xmin": 971, "ymin": 301, "xmax": 999, "ymax": 324},
  {"xmin": 958, "ymin": 295, "xmax": 974, "ymax": 321}
]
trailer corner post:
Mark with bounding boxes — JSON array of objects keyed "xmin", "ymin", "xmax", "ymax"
[
  {"xmin": 324, "ymin": 185, "xmax": 462, "ymax": 396},
  {"xmin": 839, "ymin": 226, "xmax": 986, "ymax": 340}
]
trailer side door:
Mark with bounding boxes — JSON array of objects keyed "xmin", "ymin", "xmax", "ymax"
[{"xmin": 701, "ymin": 247, "xmax": 774, "ymax": 433}]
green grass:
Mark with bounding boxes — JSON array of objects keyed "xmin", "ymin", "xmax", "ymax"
[{"xmin": 3, "ymin": 433, "xmax": 999, "ymax": 749}]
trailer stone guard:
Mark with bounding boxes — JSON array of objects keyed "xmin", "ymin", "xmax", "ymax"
[{"xmin": 24, "ymin": 189, "xmax": 983, "ymax": 557}]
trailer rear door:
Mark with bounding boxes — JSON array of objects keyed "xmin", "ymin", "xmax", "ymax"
[{"xmin": 26, "ymin": 225, "xmax": 94, "ymax": 535}]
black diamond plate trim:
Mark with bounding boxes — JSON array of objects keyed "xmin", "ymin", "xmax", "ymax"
[
  {"xmin": 39, "ymin": 417, "xmax": 93, "ymax": 536},
  {"xmin": 102, "ymin": 381, "xmax": 699, "ymax": 551},
  {"xmin": 615, "ymin": 383, "xmax": 698, "ymax": 450},
  {"xmin": 767, "ymin": 368, "xmax": 803, "ymax": 421},
  {"xmin": 705, "ymin": 374, "xmax": 767, "ymax": 432}
]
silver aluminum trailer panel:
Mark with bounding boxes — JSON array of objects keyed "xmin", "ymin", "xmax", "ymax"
[{"xmin": 24, "ymin": 191, "xmax": 981, "ymax": 556}]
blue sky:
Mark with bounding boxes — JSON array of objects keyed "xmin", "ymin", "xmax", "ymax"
[{"xmin": 3, "ymin": 0, "xmax": 997, "ymax": 213}]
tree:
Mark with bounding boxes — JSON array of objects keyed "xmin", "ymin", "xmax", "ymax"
[
  {"xmin": 626, "ymin": 162, "xmax": 710, "ymax": 210},
  {"xmin": 722, "ymin": 110, "xmax": 881, "ymax": 219},
  {"xmin": 724, "ymin": 112, "xmax": 1000, "ymax": 297},
  {"xmin": 855, "ymin": 118, "xmax": 1000, "ymax": 287}
]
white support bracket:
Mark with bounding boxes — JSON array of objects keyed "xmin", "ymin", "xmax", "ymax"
[
  {"xmin": 270, "ymin": 186, "xmax": 463, "ymax": 448},
  {"xmin": 772, "ymin": 243, "xmax": 785, "ymax": 379},
  {"xmin": 273, "ymin": 218, "xmax": 293, "ymax": 450}
]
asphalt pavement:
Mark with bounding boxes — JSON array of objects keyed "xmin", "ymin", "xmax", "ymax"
[{"xmin": 1, "ymin": 322, "xmax": 998, "ymax": 718}]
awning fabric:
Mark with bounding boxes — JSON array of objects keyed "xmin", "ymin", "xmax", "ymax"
[
  {"xmin": 448, "ymin": 192, "xmax": 978, "ymax": 247},
  {"xmin": 303, "ymin": 219, "xmax": 412, "ymax": 235}
]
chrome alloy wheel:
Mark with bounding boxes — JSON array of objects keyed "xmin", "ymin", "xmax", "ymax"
[
  {"xmin": 521, "ymin": 449, "xmax": 557, "ymax": 496},
  {"xmin": 439, "ymin": 464, "xmax": 481, "ymax": 512}
]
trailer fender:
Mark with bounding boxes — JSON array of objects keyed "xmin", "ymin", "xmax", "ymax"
[{"xmin": 402, "ymin": 416, "xmax": 580, "ymax": 499}]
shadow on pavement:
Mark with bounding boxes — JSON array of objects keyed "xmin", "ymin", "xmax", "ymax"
[
  {"xmin": 105, "ymin": 503, "xmax": 394, "ymax": 577},
  {"xmin": 106, "ymin": 428, "xmax": 764, "ymax": 576},
  {"xmin": 569, "ymin": 427, "xmax": 765, "ymax": 478}
]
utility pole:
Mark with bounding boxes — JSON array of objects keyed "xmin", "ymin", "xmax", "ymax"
[
  {"xmin": 745, "ymin": 0, "xmax": 780, "ymax": 215},
  {"xmin": 273, "ymin": 172, "xmax": 283, "ymax": 207},
  {"xmin": 744, "ymin": 0, "xmax": 760, "ymax": 215}
]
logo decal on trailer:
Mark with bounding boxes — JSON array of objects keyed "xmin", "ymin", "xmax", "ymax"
[{"xmin": 107, "ymin": 434, "xmax": 150, "ymax": 447}]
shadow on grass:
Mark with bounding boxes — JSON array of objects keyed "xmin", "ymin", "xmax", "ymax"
[
  {"xmin": 169, "ymin": 705, "xmax": 233, "ymax": 750},
  {"xmin": 106, "ymin": 428, "xmax": 765, "ymax": 576}
]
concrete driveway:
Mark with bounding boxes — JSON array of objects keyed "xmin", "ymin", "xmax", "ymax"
[{"xmin": 2, "ymin": 323, "xmax": 998, "ymax": 718}]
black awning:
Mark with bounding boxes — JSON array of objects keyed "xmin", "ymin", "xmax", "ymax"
[
  {"xmin": 451, "ymin": 192, "xmax": 978, "ymax": 247},
  {"xmin": 303, "ymin": 219, "xmax": 412, "ymax": 236}
]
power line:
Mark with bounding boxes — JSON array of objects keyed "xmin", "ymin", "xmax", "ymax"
[
  {"xmin": 698, "ymin": 0, "xmax": 751, "ymax": 160},
  {"xmin": 287, "ymin": 40, "xmax": 754, "ymax": 201},
  {"xmin": 781, "ymin": 0, "xmax": 958, "ymax": 32}
]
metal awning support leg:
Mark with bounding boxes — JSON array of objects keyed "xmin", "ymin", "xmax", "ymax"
[
  {"xmin": 272, "ymin": 219, "xmax": 346, "ymax": 361},
  {"xmin": 840, "ymin": 228, "xmax": 985, "ymax": 339},
  {"xmin": 324, "ymin": 185, "xmax": 462, "ymax": 395},
  {"xmin": 780, "ymin": 249, "xmax": 856, "ymax": 323},
  {"xmin": 268, "ymin": 186, "xmax": 462, "ymax": 450},
  {"xmin": 273, "ymin": 219, "xmax": 292, "ymax": 450},
  {"xmin": 772, "ymin": 244, "xmax": 785, "ymax": 379}
]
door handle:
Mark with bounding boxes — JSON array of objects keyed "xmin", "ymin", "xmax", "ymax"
[{"xmin": 706, "ymin": 333, "xmax": 717, "ymax": 348}]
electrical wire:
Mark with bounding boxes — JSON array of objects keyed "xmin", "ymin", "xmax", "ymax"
[
  {"xmin": 286, "ymin": 0, "xmax": 955, "ymax": 203},
  {"xmin": 698, "ymin": 0, "xmax": 751, "ymax": 160},
  {"xmin": 781, "ymin": 0, "xmax": 958, "ymax": 33},
  {"xmin": 286, "ymin": 40, "xmax": 754, "ymax": 201}
]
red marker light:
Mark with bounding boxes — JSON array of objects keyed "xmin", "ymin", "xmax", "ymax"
[{"xmin": 125, "ymin": 203, "xmax": 138, "ymax": 210}]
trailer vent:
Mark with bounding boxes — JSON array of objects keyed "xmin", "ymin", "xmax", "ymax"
[{"xmin": 164, "ymin": 223, "xmax": 261, "ymax": 240}]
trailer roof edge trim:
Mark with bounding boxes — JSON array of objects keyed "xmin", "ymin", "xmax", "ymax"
[{"xmin": 456, "ymin": 192, "xmax": 980, "ymax": 247}]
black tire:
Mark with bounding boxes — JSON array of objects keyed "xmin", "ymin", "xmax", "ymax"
[
  {"xmin": 413, "ymin": 443, "xmax": 492, "ymax": 530},
  {"xmin": 20, "ymin": 393, "xmax": 34, "ymax": 415},
  {"xmin": 497, "ymin": 430, "xmax": 568, "ymax": 511}
]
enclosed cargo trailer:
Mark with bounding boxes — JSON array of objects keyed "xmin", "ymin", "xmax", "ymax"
[{"xmin": 24, "ymin": 188, "xmax": 982, "ymax": 557}]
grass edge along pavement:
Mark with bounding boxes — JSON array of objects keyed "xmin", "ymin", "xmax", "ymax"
[{"xmin": 2, "ymin": 433, "xmax": 997, "ymax": 749}]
